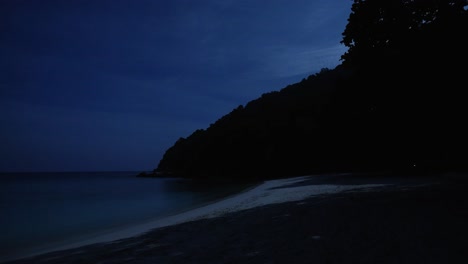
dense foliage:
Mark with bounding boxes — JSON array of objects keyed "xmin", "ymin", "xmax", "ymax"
[{"xmin": 152, "ymin": 0, "xmax": 468, "ymax": 179}]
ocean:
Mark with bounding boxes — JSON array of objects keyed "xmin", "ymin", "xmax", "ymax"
[{"xmin": 0, "ymin": 171, "xmax": 254, "ymax": 262}]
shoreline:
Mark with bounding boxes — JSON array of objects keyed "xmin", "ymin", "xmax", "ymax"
[
  {"xmin": 4, "ymin": 173, "xmax": 456, "ymax": 263},
  {"xmin": 0, "ymin": 179, "xmax": 262, "ymax": 263}
]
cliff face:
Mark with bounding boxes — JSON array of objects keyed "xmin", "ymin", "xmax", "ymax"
[{"xmin": 154, "ymin": 0, "xmax": 468, "ymax": 179}]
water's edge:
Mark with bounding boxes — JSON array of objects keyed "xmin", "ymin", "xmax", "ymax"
[{"xmin": 0, "ymin": 172, "xmax": 258, "ymax": 263}]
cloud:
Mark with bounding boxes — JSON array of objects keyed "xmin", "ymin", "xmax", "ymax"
[{"xmin": 0, "ymin": 0, "xmax": 353, "ymax": 171}]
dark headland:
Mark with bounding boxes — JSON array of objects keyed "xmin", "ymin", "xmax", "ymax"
[
  {"xmin": 116, "ymin": 2, "xmax": 468, "ymax": 262},
  {"xmin": 146, "ymin": 0, "xmax": 468, "ymax": 180},
  {"xmin": 6, "ymin": 1, "xmax": 468, "ymax": 263}
]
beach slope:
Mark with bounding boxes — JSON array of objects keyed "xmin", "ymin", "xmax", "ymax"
[{"xmin": 5, "ymin": 173, "xmax": 468, "ymax": 264}]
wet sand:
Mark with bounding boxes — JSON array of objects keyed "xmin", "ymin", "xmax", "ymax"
[{"xmin": 4, "ymin": 173, "xmax": 468, "ymax": 264}]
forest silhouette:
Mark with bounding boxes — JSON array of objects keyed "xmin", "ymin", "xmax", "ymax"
[{"xmin": 150, "ymin": 0, "xmax": 468, "ymax": 180}]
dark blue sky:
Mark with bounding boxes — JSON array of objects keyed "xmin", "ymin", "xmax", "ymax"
[{"xmin": 0, "ymin": 0, "xmax": 352, "ymax": 172}]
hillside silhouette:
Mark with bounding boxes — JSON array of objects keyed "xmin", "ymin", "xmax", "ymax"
[{"xmin": 149, "ymin": 0, "xmax": 468, "ymax": 180}]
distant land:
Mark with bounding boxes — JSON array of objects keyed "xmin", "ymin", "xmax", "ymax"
[{"xmin": 141, "ymin": 0, "xmax": 468, "ymax": 180}]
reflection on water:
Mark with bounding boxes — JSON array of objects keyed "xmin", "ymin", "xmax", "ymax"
[{"xmin": 0, "ymin": 172, "xmax": 257, "ymax": 262}]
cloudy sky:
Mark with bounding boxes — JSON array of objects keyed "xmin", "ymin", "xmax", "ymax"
[{"xmin": 0, "ymin": 0, "xmax": 352, "ymax": 172}]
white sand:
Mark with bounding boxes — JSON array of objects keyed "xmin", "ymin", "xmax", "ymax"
[{"xmin": 19, "ymin": 175, "xmax": 389, "ymax": 260}]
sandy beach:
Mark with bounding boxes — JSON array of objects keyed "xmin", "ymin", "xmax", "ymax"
[{"xmin": 4, "ymin": 173, "xmax": 468, "ymax": 263}]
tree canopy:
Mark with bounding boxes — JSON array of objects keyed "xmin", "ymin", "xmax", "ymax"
[
  {"xmin": 341, "ymin": 0, "xmax": 468, "ymax": 69},
  {"xmin": 150, "ymin": 0, "xmax": 468, "ymax": 180}
]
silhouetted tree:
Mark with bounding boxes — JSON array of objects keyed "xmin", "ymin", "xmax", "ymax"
[
  {"xmin": 337, "ymin": 0, "xmax": 468, "ymax": 172},
  {"xmin": 341, "ymin": 0, "xmax": 468, "ymax": 70},
  {"xmin": 152, "ymin": 0, "xmax": 468, "ymax": 180}
]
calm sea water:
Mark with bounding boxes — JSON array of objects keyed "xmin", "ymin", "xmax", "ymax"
[{"xmin": 0, "ymin": 171, "xmax": 253, "ymax": 262}]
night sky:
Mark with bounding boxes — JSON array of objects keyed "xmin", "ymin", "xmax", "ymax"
[{"xmin": 1, "ymin": 0, "xmax": 352, "ymax": 172}]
